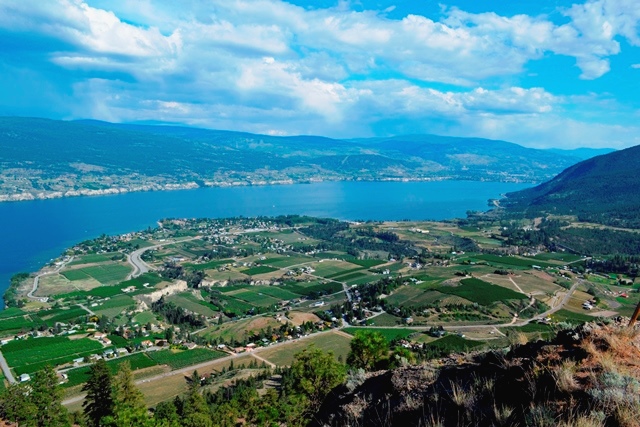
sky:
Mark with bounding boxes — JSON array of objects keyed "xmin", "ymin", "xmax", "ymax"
[{"xmin": 0, "ymin": 0, "xmax": 639, "ymax": 149}]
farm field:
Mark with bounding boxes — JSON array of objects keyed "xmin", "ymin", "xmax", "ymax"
[
  {"xmin": 437, "ymin": 278, "xmax": 527, "ymax": 306},
  {"xmin": 148, "ymin": 348, "xmax": 226, "ymax": 369},
  {"xmin": 68, "ymin": 253, "xmax": 121, "ymax": 266},
  {"xmin": 2, "ymin": 336, "xmax": 104, "ymax": 375},
  {"xmin": 183, "ymin": 259, "xmax": 234, "ymax": 271},
  {"xmin": 426, "ymin": 335, "xmax": 485, "ymax": 353},
  {"xmin": 471, "ymin": 254, "xmax": 560, "ymax": 269},
  {"xmin": 63, "ymin": 352, "xmax": 158, "ymax": 388},
  {"xmin": 367, "ymin": 312, "xmax": 402, "ymax": 326},
  {"xmin": 242, "ymin": 265, "xmax": 280, "ymax": 276},
  {"xmin": 258, "ymin": 331, "xmax": 352, "ymax": 366},
  {"xmin": 92, "ymin": 295, "xmax": 136, "ymax": 317},
  {"xmin": 167, "ymin": 293, "xmax": 218, "ymax": 317},
  {"xmin": 197, "ymin": 316, "xmax": 285, "ymax": 342},
  {"xmin": 259, "ymin": 255, "xmax": 313, "ymax": 268},
  {"xmin": 61, "ymin": 263, "xmax": 131, "ymax": 285}
]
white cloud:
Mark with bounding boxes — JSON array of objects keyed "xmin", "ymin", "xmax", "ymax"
[{"xmin": 1, "ymin": 0, "xmax": 639, "ymax": 148}]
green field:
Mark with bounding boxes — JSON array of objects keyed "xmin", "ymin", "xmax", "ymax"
[
  {"xmin": 62, "ymin": 263, "xmax": 131, "ymax": 284},
  {"xmin": 552, "ymin": 309, "xmax": 596, "ymax": 324},
  {"xmin": 243, "ymin": 265, "xmax": 279, "ymax": 276},
  {"xmin": 532, "ymin": 253, "xmax": 583, "ymax": 262},
  {"xmin": 254, "ymin": 286, "xmax": 301, "ymax": 300},
  {"xmin": 68, "ymin": 253, "xmax": 120, "ymax": 266},
  {"xmin": 3, "ymin": 336, "xmax": 104, "ymax": 375},
  {"xmin": 436, "ymin": 278, "xmax": 527, "ymax": 306},
  {"xmin": 283, "ymin": 281, "xmax": 342, "ymax": 296},
  {"xmin": 350, "ymin": 259, "xmax": 387, "ymax": 268},
  {"xmin": 39, "ymin": 306, "xmax": 88, "ymax": 325},
  {"xmin": 93, "ymin": 295, "xmax": 136, "ymax": 317},
  {"xmin": 0, "ymin": 315, "xmax": 43, "ymax": 334},
  {"xmin": 0, "ymin": 307, "xmax": 25, "ymax": 319},
  {"xmin": 230, "ymin": 289, "xmax": 281, "ymax": 307},
  {"xmin": 259, "ymin": 256, "xmax": 313, "ymax": 268},
  {"xmin": 167, "ymin": 293, "xmax": 218, "ymax": 317},
  {"xmin": 343, "ymin": 327, "xmax": 416, "ymax": 343},
  {"xmin": 148, "ymin": 348, "xmax": 226, "ymax": 369},
  {"xmin": 330, "ymin": 271, "xmax": 368, "ymax": 282}
]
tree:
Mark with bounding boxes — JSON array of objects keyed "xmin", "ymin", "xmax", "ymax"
[
  {"xmin": 83, "ymin": 359, "xmax": 114, "ymax": 427},
  {"xmin": 347, "ymin": 330, "xmax": 389, "ymax": 371},
  {"xmin": 31, "ymin": 365, "xmax": 69, "ymax": 427},
  {"xmin": 0, "ymin": 382, "xmax": 36, "ymax": 426},
  {"xmin": 108, "ymin": 361, "xmax": 150, "ymax": 427},
  {"xmin": 286, "ymin": 346, "xmax": 346, "ymax": 411}
]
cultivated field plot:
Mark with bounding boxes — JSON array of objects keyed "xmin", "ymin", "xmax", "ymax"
[
  {"xmin": 426, "ymin": 335, "xmax": 485, "ymax": 353},
  {"xmin": 225, "ymin": 289, "xmax": 282, "ymax": 308},
  {"xmin": 482, "ymin": 273, "xmax": 563, "ymax": 296},
  {"xmin": 3, "ymin": 336, "xmax": 104, "ymax": 375},
  {"xmin": 258, "ymin": 331, "xmax": 352, "ymax": 366},
  {"xmin": 343, "ymin": 327, "xmax": 416, "ymax": 343},
  {"xmin": 0, "ymin": 314, "xmax": 44, "ymax": 335},
  {"xmin": 92, "ymin": 295, "xmax": 136, "ymax": 317},
  {"xmin": 283, "ymin": 280, "xmax": 342, "ymax": 297},
  {"xmin": 61, "ymin": 263, "xmax": 131, "ymax": 285},
  {"xmin": 242, "ymin": 265, "xmax": 280, "ymax": 276},
  {"xmin": 148, "ymin": 348, "xmax": 226, "ymax": 369},
  {"xmin": 197, "ymin": 316, "xmax": 285, "ymax": 342},
  {"xmin": 167, "ymin": 293, "xmax": 218, "ymax": 317},
  {"xmin": 259, "ymin": 255, "xmax": 313, "ymax": 268},
  {"xmin": 533, "ymin": 253, "xmax": 583, "ymax": 263},
  {"xmin": 67, "ymin": 253, "xmax": 122, "ymax": 266},
  {"xmin": 183, "ymin": 259, "xmax": 234, "ymax": 271},
  {"xmin": 38, "ymin": 306, "xmax": 88, "ymax": 326},
  {"xmin": 437, "ymin": 278, "xmax": 527, "ymax": 306},
  {"xmin": 206, "ymin": 269, "xmax": 248, "ymax": 281},
  {"xmin": 385, "ymin": 286, "xmax": 461, "ymax": 307},
  {"xmin": 285, "ymin": 311, "xmax": 321, "ymax": 326},
  {"xmin": 37, "ymin": 274, "xmax": 102, "ymax": 296},
  {"xmin": 367, "ymin": 312, "xmax": 402, "ymax": 326},
  {"xmin": 312, "ymin": 260, "xmax": 363, "ymax": 278},
  {"xmin": 471, "ymin": 254, "xmax": 561, "ymax": 269},
  {"xmin": 253, "ymin": 286, "xmax": 301, "ymax": 301}
]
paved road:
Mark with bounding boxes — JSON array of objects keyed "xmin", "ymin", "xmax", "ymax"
[
  {"xmin": 0, "ymin": 350, "xmax": 16, "ymax": 384},
  {"xmin": 126, "ymin": 237, "xmax": 201, "ymax": 279},
  {"xmin": 27, "ymin": 256, "xmax": 75, "ymax": 302}
]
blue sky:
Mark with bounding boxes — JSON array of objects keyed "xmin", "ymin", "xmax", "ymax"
[{"xmin": 0, "ymin": 0, "xmax": 639, "ymax": 148}]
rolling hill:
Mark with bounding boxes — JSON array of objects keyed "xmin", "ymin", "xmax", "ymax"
[
  {"xmin": 0, "ymin": 117, "xmax": 591, "ymax": 202},
  {"xmin": 503, "ymin": 144, "xmax": 640, "ymax": 227}
]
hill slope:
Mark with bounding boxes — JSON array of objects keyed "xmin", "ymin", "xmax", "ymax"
[
  {"xmin": 503, "ymin": 145, "xmax": 640, "ymax": 228},
  {"xmin": 0, "ymin": 117, "xmax": 586, "ymax": 202}
]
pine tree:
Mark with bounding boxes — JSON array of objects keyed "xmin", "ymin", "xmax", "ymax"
[
  {"xmin": 0, "ymin": 382, "xmax": 36, "ymax": 426},
  {"xmin": 31, "ymin": 365, "xmax": 69, "ymax": 427},
  {"xmin": 83, "ymin": 359, "xmax": 114, "ymax": 427},
  {"xmin": 109, "ymin": 361, "xmax": 150, "ymax": 427}
]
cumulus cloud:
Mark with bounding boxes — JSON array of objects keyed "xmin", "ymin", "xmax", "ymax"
[{"xmin": 0, "ymin": 0, "xmax": 639, "ymax": 148}]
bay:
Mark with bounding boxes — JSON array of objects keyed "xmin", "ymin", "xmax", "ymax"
[{"xmin": 0, "ymin": 180, "xmax": 531, "ymax": 301}]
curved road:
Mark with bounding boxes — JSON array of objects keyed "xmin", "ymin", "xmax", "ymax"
[
  {"xmin": 28, "ymin": 256, "xmax": 75, "ymax": 302},
  {"xmin": 126, "ymin": 237, "xmax": 202, "ymax": 280}
]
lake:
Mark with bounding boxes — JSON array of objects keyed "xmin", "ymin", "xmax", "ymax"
[{"xmin": 0, "ymin": 180, "xmax": 531, "ymax": 300}]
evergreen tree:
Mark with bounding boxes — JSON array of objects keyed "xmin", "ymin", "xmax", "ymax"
[
  {"xmin": 83, "ymin": 359, "xmax": 114, "ymax": 427},
  {"xmin": 108, "ymin": 361, "xmax": 150, "ymax": 427},
  {"xmin": 0, "ymin": 382, "xmax": 37, "ymax": 426},
  {"xmin": 31, "ymin": 365, "xmax": 69, "ymax": 427}
]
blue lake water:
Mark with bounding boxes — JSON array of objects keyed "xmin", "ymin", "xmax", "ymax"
[{"xmin": 0, "ymin": 180, "xmax": 531, "ymax": 301}]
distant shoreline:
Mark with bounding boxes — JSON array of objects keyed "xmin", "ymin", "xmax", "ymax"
[{"xmin": 0, "ymin": 176, "xmax": 532, "ymax": 203}]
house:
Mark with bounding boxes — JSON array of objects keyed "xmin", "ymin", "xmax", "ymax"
[
  {"xmin": 19, "ymin": 374, "xmax": 30, "ymax": 382},
  {"xmin": 140, "ymin": 340, "xmax": 153, "ymax": 348},
  {"xmin": 184, "ymin": 342, "xmax": 198, "ymax": 350},
  {"xmin": 93, "ymin": 332, "xmax": 106, "ymax": 340},
  {"xmin": 116, "ymin": 348, "xmax": 128, "ymax": 356},
  {"xmin": 102, "ymin": 338, "xmax": 112, "ymax": 346},
  {"xmin": 73, "ymin": 357, "xmax": 85, "ymax": 366},
  {"xmin": 103, "ymin": 349, "xmax": 115, "ymax": 358}
]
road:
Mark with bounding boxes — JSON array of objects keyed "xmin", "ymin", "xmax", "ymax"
[
  {"xmin": 0, "ymin": 350, "xmax": 16, "ymax": 384},
  {"xmin": 126, "ymin": 237, "xmax": 201, "ymax": 279},
  {"xmin": 27, "ymin": 256, "xmax": 75, "ymax": 302}
]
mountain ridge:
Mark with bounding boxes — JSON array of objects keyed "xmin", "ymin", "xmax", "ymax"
[{"xmin": 0, "ymin": 116, "xmax": 597, "ymax": 202}]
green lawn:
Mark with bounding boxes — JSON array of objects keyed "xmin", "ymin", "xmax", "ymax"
[
  {"xmin": 436, "ymin": 278, "xmax": 527, "ymax": 306},
  {"xmin": 167, "ymin": 293, "xmax": 218, "ymax": 317}
]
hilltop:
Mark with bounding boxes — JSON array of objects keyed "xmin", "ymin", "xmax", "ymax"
[
  {"xmin": 502, "ymin": 145, "xmax": 640, "ymax": 228},
  {"xmin": 0, "ymin": 117, "xmax": 589, "ymax": 202},
  {"xmin": 313, "ymin": 319, "xmax": 640, "ymax": 427}
]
